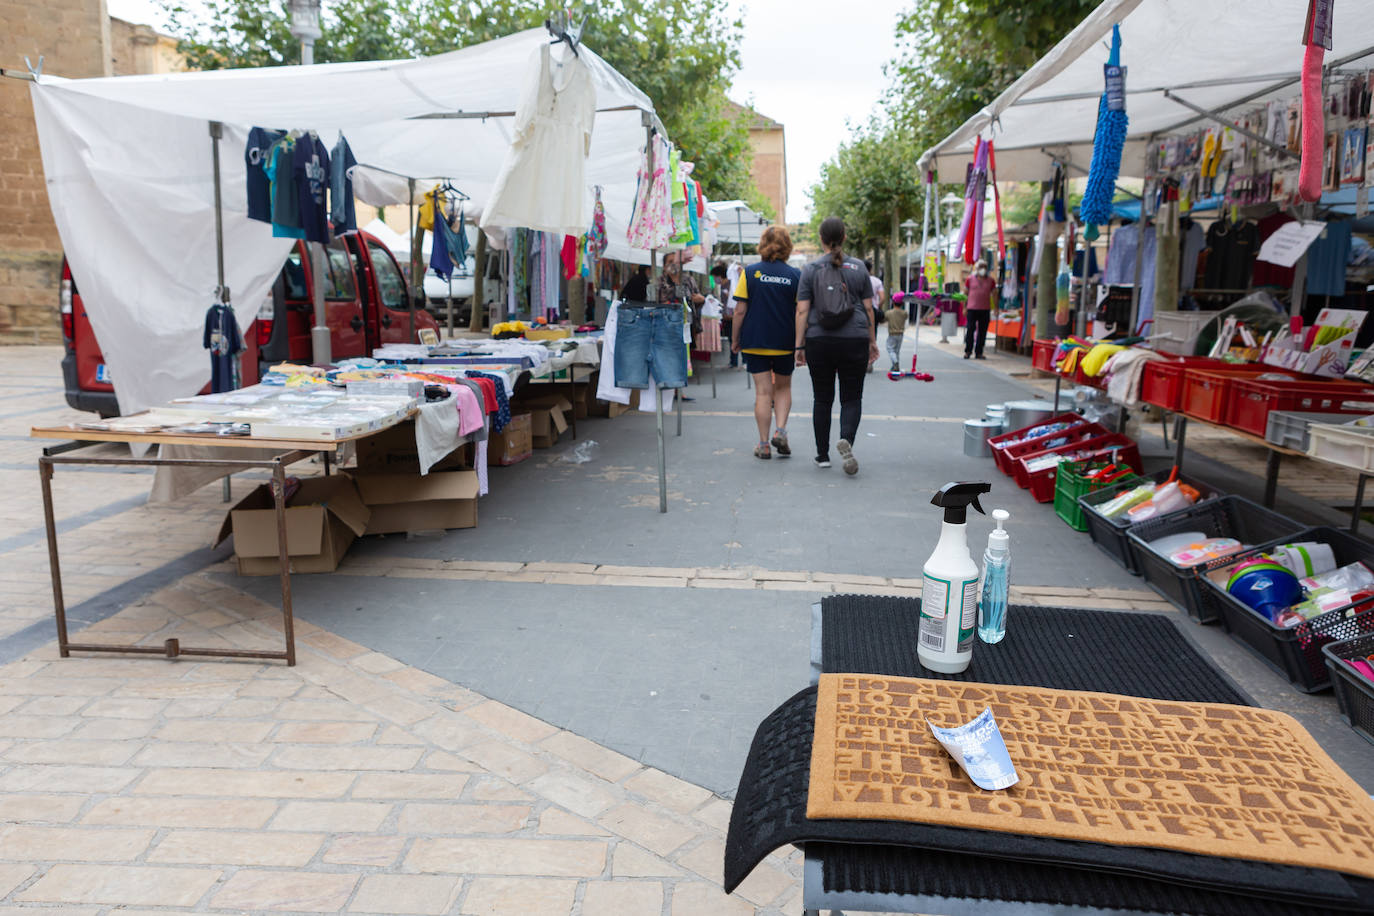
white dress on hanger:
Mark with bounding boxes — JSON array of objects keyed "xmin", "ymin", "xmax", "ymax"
[{"xmin": 482, "ymin": 44, "xmax": 595, "ymax": 236}]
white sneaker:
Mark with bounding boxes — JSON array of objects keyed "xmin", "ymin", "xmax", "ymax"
[
  {"xmin": 837, "ymin": 439, "xmax": 858, "ymax": 476},
  {"xmin": 813, "ymin": 455, "xmax": 831, "ymax": 468}
]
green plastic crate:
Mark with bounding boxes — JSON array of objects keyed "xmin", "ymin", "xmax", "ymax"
[{"xmin": 1054, "ymin": 460, "xmax": 1139, "ymax": 532}]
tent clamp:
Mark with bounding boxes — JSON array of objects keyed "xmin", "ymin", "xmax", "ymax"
[
  {"xmin": 1041, "ymin": 148, "xmax": 1142, "ymax": 201},
  {"xmin": 1161, "ymin": 90, "xmax": 1297, "ymax": 160}
]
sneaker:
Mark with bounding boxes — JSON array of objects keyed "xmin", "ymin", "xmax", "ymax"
[
  {"xmin": 814, "ymin": 455, "xmax": 831, "ymax": 468},
  {"xmin": 963, "ymin": 353, "xmax": 971, "ymax": 360},
  {"xmin": 837, "ymin": 438, "xmax": 858, "ymax": 476},
  {"xmin": 753, "ymin": 443, "xmax": 771, "ymax": 460},
  {"xmin": 975, "ymin": 354, "xmax": 987, "ymax": 360},
  {"xmin": 770, "ymin": 431, "xmax": 791, "ymax": 458}
]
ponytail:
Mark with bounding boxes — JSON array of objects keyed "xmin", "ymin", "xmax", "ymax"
[{"xmin": 819, "ymin": 216, "xmax": 846, "ymax": 268}]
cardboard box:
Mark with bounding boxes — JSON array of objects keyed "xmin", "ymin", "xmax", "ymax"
[
  {"xmin": 525, "ymin": 327, "xmax": 572, "ymax": 341},
  {"xmin": 511, "ymin": 395, "xmax": 571, "ymax": 448},
  {"xmin": 351, "ymin": 470, "xmax": 480, "ymax": 535},
  {"xmin": 355, "ymin": 420, "xmax": 470, "ymax": 474},
  {"xmin": 489, "ymin": 412, "xmax": 532, "ymax": 466},
  {"xmin": 215, "ymin": 476, "xmax": 370, "ymax": 576}
]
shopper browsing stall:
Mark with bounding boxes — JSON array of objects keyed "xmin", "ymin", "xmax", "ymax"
[
  {"xmin": 731, "ymin": 227, "xmax": 801, "ymax": 459},
  {"xmin": 964, "ymin": 260, "xmax": 995, "ymax": 359}
]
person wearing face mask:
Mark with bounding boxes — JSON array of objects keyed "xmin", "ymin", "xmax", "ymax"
[{"xmin": 963, "ymin": 259, "xmax": 996, "ymax": 360}]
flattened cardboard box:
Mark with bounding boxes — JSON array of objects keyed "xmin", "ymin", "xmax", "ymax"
[
  {"xmin": 215, "ymin": 476, "xmax": 370, "ymax": 576},
  {"xmin": 489, "ymin": 412, "xmax": 532, "ymax": 466},
  {"xmin": 352, "ymin": 470, "xmax": 480, "ymax": 534},
  {"xmin": 355, "ymin": 419, "xmax": 470, "ymax": 474},
  {"xmin": 511, "ymin": 394, "xmax": 571, "ymax": 448}
]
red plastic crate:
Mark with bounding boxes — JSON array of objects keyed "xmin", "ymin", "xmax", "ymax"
[
  {"xmin": 987, "ymin": 413, "xmax": 1082, "ymax": 476},
  {"xmin": 1223, "ymin": 378, "xmax": 1374, "ymax": 437},
  {"xmin": 1179, "ymin": 368, "xmax": 1274, "ymax": 423},
  {"xmin": 1009, "ymin": 424, "xmax": 1109, "ymax": 488},
  {"xmin": 1138, "ymin": 357, "xmax": 1228, "ymax": 411},
  {"xmin": 1024, "ymin": 434, "xmax": 1144, "ymax": 503},
  {"xmin": 995, "ymin": 421, "xmax": 1096, "ymax": 479},
  {"xmin": 1031, "ymin": 339, "xmax": 1058, "ymax": 373}
]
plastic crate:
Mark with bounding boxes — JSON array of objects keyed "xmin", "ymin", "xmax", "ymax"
[
  {"xmin": 1078, "ymin": 470, "xmax": 1219, "ymax": 575},
  {"xmin": 1323, "ymin": 634, "xmax": 1374, "ymax": 745},
  {"xmin": 1138, "ymin": 357, "xmax": 1227, "ymax": 411},
  {"xmin": 1054, "ymin": 461, "xmax": 1139, "ymax": 532},
  {"xmin": 1308, "ymin": 421, "xmax": 1374, "ymax": 474},
  {"xmin": 1222, "ymin": 377, "xmax": 1374, "ymax": 437},
  {"xmin": 1179, "ymin": 368, "xmax": 1274, "ymax": 424},
  {"xmin": 987, "ymin": 413, "xmax": 1084, "ymax": 477},
  {"xmin": 1201, "ymin": 526, "xmax": 1374, "ymax": 691},
  {"xmin": 1024, "ymin": 434, "xmax": 1143, "ymax": 503},
  {"xmin": 1125, "ymin": 496, "xmax": 1304, "ymax": 622},
  {"xmin": 1031, "ymin": 338, "xmax": 1058, "ymax": 373},
  {"xmin": 1265, "ymin": 410, "xmax": 1362, "ymax": 451},
  {"xmin": 1006, "ymin": 424, "xmax": 1108, "ymax": 487},
  {"xmin": 1151, "ymin": 311, "xmax": 1214, "ymax": 356}
]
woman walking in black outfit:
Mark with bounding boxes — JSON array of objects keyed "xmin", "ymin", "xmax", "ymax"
[{"xmin": 795, "ymin": 217, "xmax": 878, "ymax": 475}]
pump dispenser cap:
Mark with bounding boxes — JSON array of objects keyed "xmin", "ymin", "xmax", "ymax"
[
  {"xmin": 988, "ymin": 509, "xmax": 1010, "ymax": 554},
  {"xmin": 931, "ymin": 481, "xmax": 993, "ymax": 525}
]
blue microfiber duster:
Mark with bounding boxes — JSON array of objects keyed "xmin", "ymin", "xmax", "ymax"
[{"xmin": 1080, "ymin": 25, "xmax": 1128, "ymax": 227}]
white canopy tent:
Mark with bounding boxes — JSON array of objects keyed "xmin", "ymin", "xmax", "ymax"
[
  {"xmin": 28, "ymin": 28, "xmax": 661, "ymax": 414},
  {"xmin": 712, "ymin": 200, "xmax": 769, "ymax": 247},
  {"xmin": 918, "ymin": 0, "xmax": 1374, "ymax": 183}
]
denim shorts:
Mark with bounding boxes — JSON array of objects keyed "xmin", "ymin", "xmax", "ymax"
[{"xmin": 613, "ymin": 306, "xmax": 688, "ymax": 389}]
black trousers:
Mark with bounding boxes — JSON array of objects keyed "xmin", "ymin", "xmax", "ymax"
[
  {"xmin": 722, "ymin": 317, "xmax": 736, "ymax": 365},
  {"xmin": 805, "ymin": 336, "xmax": 869, "ymax": 458},
  {"xmin": 965, "ymin": 308, "xmax": 991, "ymax": 356}
]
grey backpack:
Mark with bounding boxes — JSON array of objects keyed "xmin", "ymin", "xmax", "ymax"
[{"xmin": 812, "ymin": 261, "xmax": 856, "ymax": 330}]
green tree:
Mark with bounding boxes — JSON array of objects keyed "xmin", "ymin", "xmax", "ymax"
[{"xmin": 159, "ymin": 0, "xmax": 757, "ymax": 203}]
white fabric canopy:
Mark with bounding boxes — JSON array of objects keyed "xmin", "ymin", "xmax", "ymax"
[
  {"xmin": 711, "ymin": 200, "xmax": 768, "ymax": 245},
  {"xmin": 919, "ymin": 0, "xmax": 1374, "ymax": 183},
  {"xmin": 29, "ymin": 29, "xmax": 658, "ymax": 414}
]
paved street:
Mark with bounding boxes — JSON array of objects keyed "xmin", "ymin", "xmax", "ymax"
[{"xmin": 0, "ymin": 335, "xmax": 1371, "ymax": 914}]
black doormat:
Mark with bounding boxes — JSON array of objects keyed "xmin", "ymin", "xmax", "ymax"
[{"xmin": 723, "ymin": 597, "xmax": 1374, "ymax": 913}]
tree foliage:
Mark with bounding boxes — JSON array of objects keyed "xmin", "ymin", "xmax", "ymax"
[{"xmin": 159, "ymin": 0, "xmax": 758, "ymax": 203}]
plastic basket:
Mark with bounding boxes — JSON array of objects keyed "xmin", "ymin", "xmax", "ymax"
[
  {"xmin": 987, "ymin": 413, "xmax": 1085, "ymax": 477},
  {"xmin": 1138, "ymin": 357, "xmax": 1228, "ymax": 411},
  {"xmin": 1006, "ymin": 424, "xmax": 1108, "ymax": 487},
  {"xmin": 1265, "ymin": 410, "xmax": 1362, "ymax": 452},
  {"xmin": 1125, "ymin": 496, "xmax": 1304, "ymax": 622},
  {"xmin": 1151, "ymin": 311, "xmax": 1214, "ymax": 356},
  {"xmin": 1223, "ymin": 378, "xmax": 1374, "ymax": 437},
  {"xmin": 1078, "ymin": 470, "xmax": 1219, "ymax": 575},
  {"xmin": 1179, "ymin": 369, "xmax": 1273, "ymax": 424},
  {"xmin": 1031, "ymin": 339, "xmax": 1058, "ymax": 373},
  {"xmin": 1054, "ymin": 461, "xmax": 1140, "ymax": 532},
  {"xmin": 1201, "ymin": 526, "xmax": 1374, "ymax": 691},
  {"xmin": 1323, "ymin": 634, "xmax": 1374, "ymax": 745},
  {"xmin": 1024, "ymin": 434, "xmax": 1143, "ymax": 503},
  {"xmin": 1307, "ymin": 421, "xmax": 1374, "ymax": 474}
]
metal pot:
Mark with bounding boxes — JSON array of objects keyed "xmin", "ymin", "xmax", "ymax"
[
  {"xmin": 1003, "ymin": 397, "xmax": 1073, "ymax": 434},
  {"xmin": 963, "ymin": 418, "xmax": 1002, "ymax": 458}
]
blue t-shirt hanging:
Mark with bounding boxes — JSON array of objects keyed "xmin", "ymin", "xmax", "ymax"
[
  {"xmin": 293, "ymin": 133, "xmax": 332, "ymax": 244},
  {"xmin": 245, "ymin": 127, "xmax": 284, "ymax": 223},
  {"xmin": 329, "ymin": 135, "xmax": 357, "ymax": 233},
  {"xmin": 267, "ymin": 142, "xmax": 305, "ymax": 239},
  {"xmin": 203, "ymin": 303, "xmax": 242, "ymax": 393}
]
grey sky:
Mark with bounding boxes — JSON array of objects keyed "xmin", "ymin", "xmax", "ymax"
[{"xmin": 107, "ymin": 0, "xmax": 908, "ymax": 223}]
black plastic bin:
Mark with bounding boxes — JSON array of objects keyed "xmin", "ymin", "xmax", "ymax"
[
  {"xmin": 1323, "ymin": 634, "xmax": 1374, "ymax": 745},
  {"xmin": 1202, "ymin": 526, "xmax": 1374, "ymax": 692},
  {"xmin": 1078, "ymin": 470, "xmax": 1217, "ymax": 575},
  {"xmin": 1125, "ymin": 496, "xmax": 1304, "ymax": 623}
]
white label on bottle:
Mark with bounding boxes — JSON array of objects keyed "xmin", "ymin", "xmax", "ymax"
[
  {"xmin": 960, "ymin": 581, "xmax": 979, "ymax": 631},
  {"xmin": 921, "ymin": 575, "xmax": 948, "ymax": 619}
]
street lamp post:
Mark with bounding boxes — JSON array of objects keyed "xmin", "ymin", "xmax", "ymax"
[
  {"xmin": 288, "ymin": 0, "xmax": 322, "ymax": 66},
  {"xmin": 288, "ymin": 0, "xmax": 328, "ymax": 363},
  {"xmin": 899, "ymin": 219, "xmax": 919, "ymax": 292}
]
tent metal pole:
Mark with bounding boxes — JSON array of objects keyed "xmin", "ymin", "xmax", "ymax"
[
  {"xmin": 209, "ymin": 120, "xmax": 232, "ymax": 502},
  {"xmin": 643, "ymin": 115, "xmax": 667, "ymax": 514},
  {"xmin": 408, "ymin": 178, "xmax": 418, "ymax": 342}
]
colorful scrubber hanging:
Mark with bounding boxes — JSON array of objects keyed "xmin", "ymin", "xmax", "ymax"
[
  {"xmin": 1080, "ymin": 24, "xmax": 1128, "ymax": 227},
  {"xmin": 1298, "ymin": 0, "xmax": 1332, "ymax": 202}
]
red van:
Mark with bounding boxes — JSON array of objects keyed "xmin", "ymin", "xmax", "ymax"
[{"xmin": 60, "ymin": 231, "xmax": 438, "ymax": 416}]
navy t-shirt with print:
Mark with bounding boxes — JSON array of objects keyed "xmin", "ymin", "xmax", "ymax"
[{"xmin": 293, "ymin": 134, "xmax": 332, "ymax": 244}]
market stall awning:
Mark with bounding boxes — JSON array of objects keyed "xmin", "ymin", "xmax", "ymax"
[
  {"xmin": 918, "ymin": 0, "xmax": 1374, "ymax": 183},
  {"xmin": 712, "ymin": 200, "xmax": 770, "ymax": 245},
  {"xmin": 28, "ymin": 29, "xmax": 659, "ymax": 414}
]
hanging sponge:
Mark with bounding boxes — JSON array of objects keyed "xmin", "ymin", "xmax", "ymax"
[
  {"xmin": 1080, "ymin": 25, "xmax": 1128, "ymax": 227},
  {"xmin": 1298, "ymin": 41, "xmax": 1325, "ymax": 202}
]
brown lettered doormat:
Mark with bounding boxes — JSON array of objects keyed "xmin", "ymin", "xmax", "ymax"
[{"xmin": 808, "ymin": 673, "xmax": 1374, "ymax": 881}]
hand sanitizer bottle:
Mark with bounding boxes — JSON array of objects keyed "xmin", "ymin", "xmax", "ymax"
[{"xmin": 978, "ymin": 509, "xmax": 1011, "ymax": 644}]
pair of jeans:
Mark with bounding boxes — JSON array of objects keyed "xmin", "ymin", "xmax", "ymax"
[
  {"xmin": 805, "ymin": 336, "xmax": 868, "ymax": 458},
  {"xmin": 885, "ymin": 335, "xmax": 903, "ymax": 370},
  {"xmin": 965, "ymin": 309, "xmax": 990, "ymax": 357},
  {"xmin": 613, "ymin": 305, "xmax": 687, "ymax": 388}
]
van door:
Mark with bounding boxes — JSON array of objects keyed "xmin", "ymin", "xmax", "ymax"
[
  {"xmin": 364, "ymin": 237, "xmax": 417, "ymax": 345},
  {"xmin": 322, "ymin": 239, "xmax": 366, "ymax": 358}
]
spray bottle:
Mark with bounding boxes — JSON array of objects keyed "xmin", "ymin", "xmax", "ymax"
[{"xmin": 919, "ymin": 482, "xmax": 992, "ymax": 674}]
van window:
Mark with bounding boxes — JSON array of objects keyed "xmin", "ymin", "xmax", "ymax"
[
  {"xmin": 325, "ymin": 241, "xmax": 357, "ymax": 300},
  {"xmin": 368, "ymin": 241, "xmax": 408, "ymax": 311},
  {"xmin": 281, "ymin": 250, "xmax": 307, "ymax": 299}
]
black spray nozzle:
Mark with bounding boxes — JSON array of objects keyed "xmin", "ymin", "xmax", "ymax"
[{"xmin": 931, "ymin": 481, "xmax": 992, "ymax": 525}]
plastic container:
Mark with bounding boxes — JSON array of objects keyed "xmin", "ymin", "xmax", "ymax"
[
  {"xmin": 1223, "ymin": 378, "xmax": 1374, "ymax": 437},
  {"xmin": 1202, "ymin": 526, "xmax": 1374, "ymax": 691},
  {"xmin": 1079, "ymin": 470, "xmax": 1218, "ymax": 575},
  {"xmin": 1322, "ymin": 634, "xmax": 1374, "ymax": 745},
  {"xmin": 987, "ymin": 413, "xmax": 1084, "ymax": 477},
  {"xmin": 1005, "ymin": 423, "xmax": 1107, "ymax": 487},
  {"xmin": 1265, "ymin": 410, "xmax": 1360, "ymax": 452},
  {"xmin": 977, "ymin": 509, "xmax": 1011, "ymax": 644},
  {"xmin": 1307, "ymin": 421, "xmax": 1374, "ymax": 474},
  {"xmin": 1126, "ymin": 496, "xmax": 1304, "ymax": 622},
  {"xmin": 1031, "ymin": 339, "xmax": 1058, "ymax": 373},
  {"xmin": 1178, "ymin": 368, "xmax": 1275, "ymax": 424},
  {"xmin": 1054, "ymin": 461, "xmax": 1140, "ymax": 532},
  {"xmin": 1138, "ymin": 357, "xmax": 1228, "ymax": 411},
  {"xmin": 1023, "ymin": 434, "xmax": 1143, "ymax": 503},
  {"xmin": 1151, "ymin": 311, "xmax": 1214, "ymax": 356}
]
